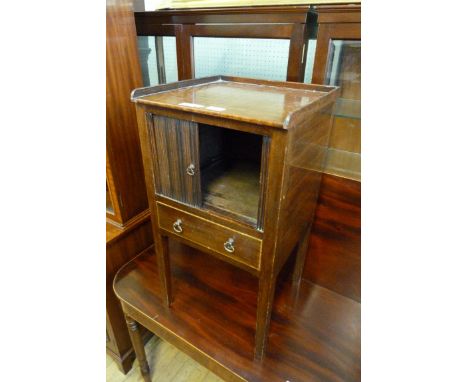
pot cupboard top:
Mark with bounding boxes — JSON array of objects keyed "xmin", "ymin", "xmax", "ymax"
[{"xmin": 131, "ymin": 76, "xmax": 337, "ymax": 129}]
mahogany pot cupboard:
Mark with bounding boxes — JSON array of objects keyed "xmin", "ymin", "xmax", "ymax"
[
  {"xmin": 129, "ymin": 76, "xmax": 338, "ymax": 364},
  {"xmin": 107, "ymin": 3, "xmax": 361, "ymax": 381}
]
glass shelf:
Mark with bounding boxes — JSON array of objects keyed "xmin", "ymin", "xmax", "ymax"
[
  {"xmin": 334, "ymin": 98, "xmax": 361, "ymax": 120},
  {"xmin": 325, "ymin": 148, "xmax": 361, "ymax": 182},
  {"xmin": 324, "ymin": 39, "xmax": 361, "ymax": 181}
]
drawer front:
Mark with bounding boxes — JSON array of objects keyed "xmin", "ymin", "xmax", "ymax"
[{"xmin": 157, "ymin": 202, "xmax": 261, "ymax": 270}]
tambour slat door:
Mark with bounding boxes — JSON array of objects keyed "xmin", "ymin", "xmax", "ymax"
[{"xmin": 147, "ymin": 115, "xmax": 201, "ymax": 206}]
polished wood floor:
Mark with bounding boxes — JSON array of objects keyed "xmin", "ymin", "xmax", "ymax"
[{"xmin": 107, "ymin": 336, "xmax": 223, "ymax": 382}]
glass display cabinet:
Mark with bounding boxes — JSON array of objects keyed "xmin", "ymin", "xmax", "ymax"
[
  {"xmin": 134, "ymin": 6, "xmax": 315, "ymax": 82},
  {"xmin": 312, "ymin": 4, "xmax": 361, "ymax": 181},
  {"xmin": 128, "ymin": 76, "xmax": 338, "ymax": 365}
]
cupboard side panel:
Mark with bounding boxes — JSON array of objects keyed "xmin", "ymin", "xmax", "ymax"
[{"xmin": 275, "ymin": 106, "xmax": 334, "ymax": 274}]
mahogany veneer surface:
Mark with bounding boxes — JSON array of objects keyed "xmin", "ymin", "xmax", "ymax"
[
  {"xmin": 133, "ymin": 79, "xmax": 331, "ymax": 128},
  {"xmin": 114, "ymin": 241, "xmax": 361, "ymax": 382}
]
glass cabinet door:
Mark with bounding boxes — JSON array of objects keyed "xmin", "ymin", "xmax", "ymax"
[{"xmin": 324, "ymin": 40, "xmax": 361, "ymax": 181}]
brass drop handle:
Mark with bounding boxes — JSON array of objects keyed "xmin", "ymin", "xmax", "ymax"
[
  {"xmin": 224, "ymin": 238, "xmax": 235, "ymax": 253},
  {"xmin": 172, "ymin": 219, "xmax": 183, "ymax": 233},
  {"xmin": 186, "ymin": 164, "xmax": 195, "ymax": 176}
]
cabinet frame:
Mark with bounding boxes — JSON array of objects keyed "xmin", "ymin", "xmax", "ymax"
[
  {"xmin": 134, "ymin": 6, "xmax": 315, "ymax": 83},
  {"xmin": 311, "ymin": 4, "xmax": 361, "ymax": 84}
]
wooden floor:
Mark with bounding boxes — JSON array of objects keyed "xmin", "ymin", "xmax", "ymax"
[{"xmin": 106, "ymin": 336, "xmax": 223, "ymax": 382}]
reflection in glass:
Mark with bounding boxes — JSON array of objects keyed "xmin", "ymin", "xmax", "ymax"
[
  {"xmin": 303, "ymin": 39, "xmax": 317, "ymax": 84},
  {"xmin": 194, "ymin": 37, "xmax": 290, "ymax": 81},
  {"xmin": 137, "ymin": 36, "xmax": 178, "ymax": 86},
  {"xmin": 106, "ymin": 180, "xmax": 114, "ymax": 214},
  {"xmin": 325, "ymin": 40, "xmax": 361, "ymax": 181}
]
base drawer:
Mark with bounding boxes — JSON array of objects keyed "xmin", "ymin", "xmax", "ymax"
[{"xmin": 156, "ymin": 202, "xmax": 261, "ymax": 270}]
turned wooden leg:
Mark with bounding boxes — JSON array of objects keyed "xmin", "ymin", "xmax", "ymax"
[
  {"xmin": 254, "ymin": 274, "xmax": 277, "ymax": 361},
  {"xmin": 125, "ymin": 316, "xmax": 151, "ymax": 382},
  {"xmin": 292, "ymin": 224, "xmax": 312, "ymax": 287},
  {"xmin": 155, "ymin": 234, "xmax": 172, "ymax": 306}
]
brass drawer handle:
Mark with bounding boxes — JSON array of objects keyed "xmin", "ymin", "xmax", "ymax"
[
  {"xmin": 186, "ymin": 164, "xmax": 195, "ymax": 176},
  {"xmin": 172, "ymin": 219, "xmax": 183, "ymax": 233},
  {"xmin": 224, "ymin": 238, "xmax": 235, "ymax": 253}
]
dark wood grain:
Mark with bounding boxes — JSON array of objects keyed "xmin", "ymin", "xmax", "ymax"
[
  {"xmin": 106, "ymin": 0, "xmax": 154, "ymax": 373},
  {"xmin": 175, "ymin": 24, "xmax": 193, "ymax": 80},
  {"xmin": 186, "ymin": 23, "xmax": 295, "ymax": 39},
  {"xmin": 286, "ymin": 23, "xmax": 308, "ymax": 82},
  {"xmin": 135, "ymin": 23, "xmax": 176, "ymax": 37},
  {"xmin": 303, "ymin": 174, "xmax": 361, "ymax": 302},
  {"xmin": 132, "ymin": 78, "xmax": 336, "ymax": 129},
  {"xmin": 114, "ymin": 243, "xmax": 361, "ymax": 382},
  {"xmin": 106, "ymin": 0, "xmax": 147, "ymax": 226},
  {"xmin": 148, "ymin": 115, "xmax": 201, "ymax": 206},
  {"xmin": 314, "ymin": 4, "xmax": 361, "ymax": 24}
]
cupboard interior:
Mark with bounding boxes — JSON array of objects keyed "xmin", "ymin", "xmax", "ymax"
[{"xmin": 198, "ymin": 124, "xmax": 263, "ymax": 227}]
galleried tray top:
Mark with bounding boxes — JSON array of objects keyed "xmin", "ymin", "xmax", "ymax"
[{"xmin": 131, "ymin": 76, "xmax": 337, "ymax": 128}]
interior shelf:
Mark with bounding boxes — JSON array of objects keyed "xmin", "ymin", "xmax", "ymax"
[
  {"xmin": 114, "ymin": 241, "xmax": 361, "ymax": 382},
  {"xmin": 199, "ymin": 123, "xmax": 263, "ymax": 227},
  {"xmin": 203, "ymin": 161, "xmax": 260, "ymax": 225}
]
